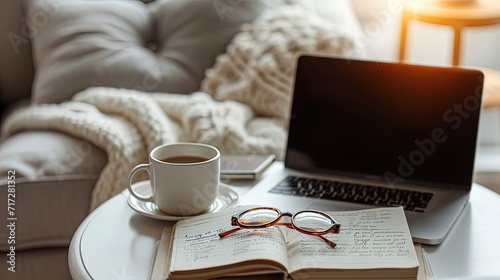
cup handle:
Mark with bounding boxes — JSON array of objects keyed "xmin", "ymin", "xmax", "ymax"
[{"xmin": 128, "ymin": 163, "xmax": 154, "ymax": 203}]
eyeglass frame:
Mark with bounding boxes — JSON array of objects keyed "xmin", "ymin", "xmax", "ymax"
[{"xmin": 218, "ymin": 207, "xmax": 341, "ymax": 248}]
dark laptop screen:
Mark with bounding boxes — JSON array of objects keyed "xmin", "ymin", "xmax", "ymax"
[{"xmin": 286, "ymin": 56, "xmax": 484, "ymax": 189}]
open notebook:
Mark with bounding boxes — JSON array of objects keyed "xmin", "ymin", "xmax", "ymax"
[{"xmin": 150, "ymin": 206, "xmax": 433, "ymax": 280}]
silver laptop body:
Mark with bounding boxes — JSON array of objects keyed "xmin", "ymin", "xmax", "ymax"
[{"xmin": 241, "ymin": 55, "xmax": 484, "ymax": 245}]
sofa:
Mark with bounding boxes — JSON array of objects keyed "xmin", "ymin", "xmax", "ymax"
[{"xmin": 0, "ymin": 0, "xmax": 365, "ymax": 279}]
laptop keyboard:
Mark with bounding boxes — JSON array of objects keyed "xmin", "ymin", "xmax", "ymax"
[{"xmin": 269, "ymin": 176, "xmax": 434, "ymax": 212}]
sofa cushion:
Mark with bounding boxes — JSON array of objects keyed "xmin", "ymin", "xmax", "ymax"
[
  {"xmin": 0, "ymin": 131, "xmax": 107, "ymax": 251},
  {"xmin": 25, "ymin": 0, "xmax": 282, "ymax": 104},
  {"xmin": 0, "ymin": 0, "xmax": 34, "ymax": 112},
  {"xmin": 0, "ymin": 248, "xmax": 71, "ymax": 280},
  {"xmin": 0, "ymin": 178, "xmax": 97, "ymax": 252},
  {"xmin": 0, "ymin": 131, "xmax": 107, "ymax": 179}
]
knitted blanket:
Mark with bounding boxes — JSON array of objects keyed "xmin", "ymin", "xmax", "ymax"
[{"xmin": 2, "ymin": 6, "xmax": 360, "ymax": 210}]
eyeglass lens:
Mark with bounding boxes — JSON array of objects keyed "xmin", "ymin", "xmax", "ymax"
[
  {"xmin": 239, "ymin": 208, "xmax": 280, "ymax": 226},
  {"xmin": 239, "ymin": 209, "xmax": 334, "ymax": 233},
  {"xmin": 293, "ymin": 212, "xmax": 334, "ymax": 233}
]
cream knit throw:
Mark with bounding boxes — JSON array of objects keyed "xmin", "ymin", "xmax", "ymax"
[
  {"xmin": 202, "ymin": 6, "xmax": 359, "ymax": 120},
  {"xmin": 2, "ymin": 6, "xmax": 359, "ymax": 210}
]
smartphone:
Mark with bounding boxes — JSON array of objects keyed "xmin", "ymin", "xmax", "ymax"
[{"xmin": 220, "ymin": 154, "xmax": 276, "ymax": 180}]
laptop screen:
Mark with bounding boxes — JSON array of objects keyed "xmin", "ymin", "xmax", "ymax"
[{"xmin": 286, "ymin": 55, "xmax": 484, "ymax": 189}]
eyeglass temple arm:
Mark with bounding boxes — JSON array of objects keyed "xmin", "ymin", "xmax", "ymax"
[
  {"xmin": 276, "ymin": 222, "xmax": 338, "ymax": 248},
  {"xmin": 317, "ymin": 235, "xmax": 337, "ymax": 248},
  {"xmin": 218, "ymin": 227, "xmax": 243, "ymax": 238}
]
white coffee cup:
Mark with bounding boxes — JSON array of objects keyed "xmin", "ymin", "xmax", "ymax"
[{"xmin": 128, "ymin": 143, "xmax": 220, "ymax": 216}]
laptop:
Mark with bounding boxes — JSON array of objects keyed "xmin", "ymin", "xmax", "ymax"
[{"xmin": 240, "ymin": 54, "xmax": 484, "ymax": 245}]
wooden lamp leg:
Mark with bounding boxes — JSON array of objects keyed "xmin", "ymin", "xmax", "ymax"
[
  {"xmin": 399, "ymin": 10, "xmax": 409, "ymax": 62},
  {"xmin": 452, "ymin": 25, "xmax": 462, "ymax": 66}
]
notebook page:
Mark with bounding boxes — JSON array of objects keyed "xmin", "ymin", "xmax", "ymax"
[
  {"xmin": 170, "ymin": 206, "xmax": 289, "ymax": 272},
  {"xmin": 287, "ymin": 207, "xmax": 419, "ymax": 272}
]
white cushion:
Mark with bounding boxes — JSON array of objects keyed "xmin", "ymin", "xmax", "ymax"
[
  {"xmin": 26, "ymin": 0, "xmax": 279, "ymax": 103},
  {"xmin": 202, "ymin": 5, "xmax": 363, "ymax": 119}
]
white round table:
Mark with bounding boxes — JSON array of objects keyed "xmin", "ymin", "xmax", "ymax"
[{"xmin": 69, "ymin": 163, "xmax": 500, "ymax": 279}]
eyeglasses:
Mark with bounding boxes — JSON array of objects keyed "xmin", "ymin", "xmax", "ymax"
[{"xmin": 218, "ymin": 207, "xmax": 341, "ymax": 248}]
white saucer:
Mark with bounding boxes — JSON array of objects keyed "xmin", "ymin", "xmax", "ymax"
[{"xmin": 127, "ymin": 180, "xmax": 239, "ymax": 221}]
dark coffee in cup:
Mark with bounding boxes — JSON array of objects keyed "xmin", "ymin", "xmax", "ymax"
[{"xmin": 161, "ymin": 156, "xmax": 208, "ymax": 163}]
